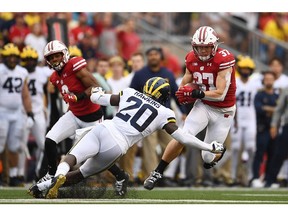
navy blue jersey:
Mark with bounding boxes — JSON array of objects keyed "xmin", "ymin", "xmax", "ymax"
[
  {"xmin": 130, "ymin": 66, "xmax": 186, "ymax": 113},
  {"xmin": 254, "ymin": 89, "xmax": 279, "ymax": 132}
]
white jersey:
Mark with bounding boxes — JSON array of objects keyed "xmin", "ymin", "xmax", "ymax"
[
  {"xmin": 101, "ymin": 87, "xmax": 176, "ymax": 153},
  {"xmin": 27, "ymin": 66, "xmax": 53, "ymax": 114},
  {"xmin": 0, "ymin": 63, "xmax": 28, "ymax": 110},
  {"xmin": 235, "ymin": 77, "xmax": 261, "ymax": 126}
]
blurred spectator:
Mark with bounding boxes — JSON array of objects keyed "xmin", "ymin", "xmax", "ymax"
[
  {"xmin": 24, "ymin": 22, "xmax": 47, "ymax": 64},
  {"xmin": 106, "ymin": 56, "xmax": 131, "ymax": 115},
  {"xmin": 77, "ymin": 32, "xmax": 97, "ymax": 60},
  {"xmin": 116, "ymin": 18, "xmax": 142, "ymax": 62},
  {"xmin": 265, "ymin": 87, "xmax": 288, "ymax": 187},
  {"xmin": 260, "ymin": 13, "xmax": 288, "ymax": 64},
  {"xmin": 68, "ymin": 45, "xmax": 83, "ymax": 58},
  {"xmin": 94, "ymin": 13, "xmax": 118, "ymax": 59},
  {"xmin": 8, "ymin": 13, "xmax": 30, "ymax": 50},
  {"xmin": 227, "ymin": 12, "xmax": 258, "ymax": 53},
  {"xmin": 268, "ymin": 57, "xmax": 288, "ymax": 91},
  {"xmin": 161, "ymin": 46, "xmax": 183, "ymax": 79},
  {"xmin": 93, "ymin": 57, "xmax": 114, "ymax": 120},
  {"xmin": 257, "ymin": 13, "xmax": 275, "ymax": 31},
  {"xmin": 172, "ymin": 13, "xmax": 192, "ymax": 35},
  {"xmin": 69, "ymin": 12, "xmax": 96, "ymax": 44},
  {"xmin": 0, "ymin": 13, "xmax": 15, "ymax": 45},
  {"xmin": 251, "ymin": 71, "xmax": 279, "ymax": 187},
  {"xmin": 126, "ymin": 51, "xmax": 145, "ymax": 84},
  {"xmin": 24, "ymin": 13, "xmax": 41, "ymax": 28}
]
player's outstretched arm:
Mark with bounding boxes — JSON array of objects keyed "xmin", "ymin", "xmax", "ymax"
[
  {"xmin": 90, "ymin": 87, "xmax": 120, "ymax": 106},
  {"xmin": 163, "ymin": 122, "xmax": 212, "ymax": 151}
]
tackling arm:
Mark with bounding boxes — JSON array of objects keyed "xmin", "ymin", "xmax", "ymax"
[
  {"xmin": 163, "ymin": 122, "xmax": 212, "ymax": 151},
  {"xmin": 90, "ymin": 87, "xmax": 120, "ymax": 106}
]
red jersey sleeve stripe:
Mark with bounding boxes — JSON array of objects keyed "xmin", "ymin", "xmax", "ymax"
[
  {"xmin": 219, "ymin": 60, "xmax": 235, "ymax": 70},
  {"xmin": 73, "ymin": 59, "xmax": 86, "ymax": 68},
  {"xmin": 73, "ymin": 60, "xmax": 87, "ymax": 71}
]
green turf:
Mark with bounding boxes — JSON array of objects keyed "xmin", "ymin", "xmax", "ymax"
[{"xmin": 0, "ymin": 187, "xmax": 288, "ymax": 204}]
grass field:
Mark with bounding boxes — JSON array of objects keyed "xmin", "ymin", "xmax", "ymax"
[
  {"xmin": 1, "ymin": 185, "xmax": 288, "ymax": 204},
  {"xmin": 1, "ymin": 185, "xmax": 287, "ymax": 216}
]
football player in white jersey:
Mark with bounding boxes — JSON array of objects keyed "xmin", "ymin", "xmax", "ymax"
[
  {"xmin": 0, "ymin": 43, "xmax": 33, "ymax": 186},
  {"xmin": 230, "ymin": 55, "xmax": 262, "ymax": 186},
  {"xmin": 18, "ymin": 46, "xmax": 53, "ymax": 182},
  {"xmin": 33, "ymin": 77, "xmax": 225, "ymax": 199}
]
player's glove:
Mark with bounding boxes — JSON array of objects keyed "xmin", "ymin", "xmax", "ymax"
[
  {"xmin": 63, "ymin": 93, "xmax": 78, "ymax": 103},
  {"xmin": 27, "ymin": 112, "xmax": 35, "ymax": 128},
  {"xmin": 176, "ymin": 85, "xmax": 203, "ymax": 105},
  {"xmin": 176, "ymin": 95, "xmax": 197, "ymax": 105},
  {"xmin": 203, "ymin": 142, "xmax": 227, "ymax": 169},
  {"xmin": 91, "ymin": 86, "xmax": 105, "ymax": 95},
  {"xmin": 176, "ymin": 86, "xmax": 205, "ymax": 99},
  {"xmin": 211, "ymin": 141, "xmax": 225, "ymax": 154}
]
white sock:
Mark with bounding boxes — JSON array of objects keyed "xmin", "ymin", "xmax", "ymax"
[
  {"xmin": 17, "ymin": 150, "xmax": 26, "ymax": 176},
  {"xmin": 179, "ymin": 155, "xmax": 187, "ymax": 179},
  {"xmin": 9, "ymin": 167, "xmax": 18, "ymax": 177},
  {"xmin": 54, "ymin": 162, "xmax": 70, "ymax": 177}
]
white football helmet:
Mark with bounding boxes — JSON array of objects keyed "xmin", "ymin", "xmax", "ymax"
[
  {"xmin": 44, "ymin": 40, "xmax": 70, "ymax": 71},
  {"xmin": 191, "ymin": 26, "xmax": 220, "ymax": 61}
]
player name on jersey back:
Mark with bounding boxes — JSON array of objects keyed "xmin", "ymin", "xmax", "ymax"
[{"xmin": 134, "ymin": 91, "xmax": 161, "ymax": 108}]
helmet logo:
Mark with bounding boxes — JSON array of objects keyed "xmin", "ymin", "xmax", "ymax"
[
  {"xmin": 47, "ymin": 41, "xmax": 54, "ymax": 52},
  {"xmin": 198, "ymin": 26, "xmax": 208, "ymax": 42}
]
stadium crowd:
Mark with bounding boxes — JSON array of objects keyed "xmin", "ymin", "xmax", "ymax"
[{"xmin": 0, "ymin": 12, "xmax": 288, "ymax": 189}]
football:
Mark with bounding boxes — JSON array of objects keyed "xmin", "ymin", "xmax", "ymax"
[{"xmin": 185, "ymin": 82, "xmax": 200, "ymax": 90}]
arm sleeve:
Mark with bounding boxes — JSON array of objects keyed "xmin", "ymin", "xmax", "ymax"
[
  {"xmin": 90, "ymin": 93, "xmax": 112, "ymax": 106},
  {"xmin": 170, "ymin": 128, "xmax": 212, "ymax": 151},
  {"xmin": 271, "ymin": 89, "xmax": 288, "ymax": 127}
]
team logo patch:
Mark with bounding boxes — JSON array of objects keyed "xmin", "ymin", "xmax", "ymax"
[{"xmin": 224, "ymin": 113, "xmax": 229, "ymax": 118}]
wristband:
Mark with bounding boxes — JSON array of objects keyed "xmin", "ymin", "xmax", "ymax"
[
  {"xmin": 75, "ymin": 92, "xmax": 87, "ymax": 101},
  {"xmin": 191, "ymin": 89, "xmax": 205, "ymax": 99}
]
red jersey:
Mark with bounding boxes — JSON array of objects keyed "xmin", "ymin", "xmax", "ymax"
[
  {"xmin": 50, "ymin": 57, "xmax": 101, "ymax": 116},
  {"xmin": 185, "ymin": 47, "xmax": 236, "ymax": 108}
]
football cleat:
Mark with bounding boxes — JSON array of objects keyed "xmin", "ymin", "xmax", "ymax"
[
  {"xmin": 37, "ymin": 172, "xmax": 54, "ymax": 184},
  {"xmin": 114, "ymin": 172, "xmax": 129, "ymax": 196},
  {"xmin": 27, "ymin": 184, "xmax": 44, "ymax": 199},
  {"xmin": 45, "ymin": 174, "xmax": 66, "ymax": 199},
  {"xmin": 143, "ymin": 171, "xmax": 163, "ymax": 190}
]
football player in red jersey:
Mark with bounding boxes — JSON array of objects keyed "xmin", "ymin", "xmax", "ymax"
[
  {"xmin": 144, "ymin": 26, "xmax": 237, "ymax": 190},
  {"xmin": 28, "ymin": 40, "xmax": 129, "ymax": 197}
]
